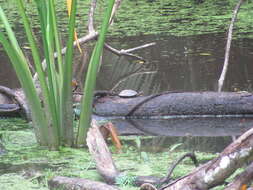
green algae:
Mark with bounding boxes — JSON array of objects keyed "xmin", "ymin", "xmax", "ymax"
[
  {"xmin": 0, "ymin": 118, "xmax": 219, "ymax": 190},
  {"xmin": 0, "ymin": 0, "xmax": 253, "ymax": 41}
]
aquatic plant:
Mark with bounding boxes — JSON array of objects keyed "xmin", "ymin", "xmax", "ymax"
[{"xmin": 0, "ymin": 0, "xmax": 114, "ymax": 149}]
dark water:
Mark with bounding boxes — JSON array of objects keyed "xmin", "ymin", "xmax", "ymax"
[
  {"xmin": 97, "ymin": 33, "xmax": 253, "ymax": 94},
  {"xmin": 1, "ymin": 33, "xmax": 253, "ymax": 152}
]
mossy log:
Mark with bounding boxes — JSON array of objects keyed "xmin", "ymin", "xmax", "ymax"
[{"xmin": 93, "ymin": 92, "xmax": 253, "ymax": 117}]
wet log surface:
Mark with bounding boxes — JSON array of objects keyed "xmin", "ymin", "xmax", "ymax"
[{"xmin": 93, "ymin": 92, "xmax": 253, "ymax": 117}]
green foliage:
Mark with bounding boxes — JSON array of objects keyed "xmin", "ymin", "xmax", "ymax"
[
  {"xmin": 76, "ymin": 0, "xmax": 115, "ymax": 145},
  {"xmin": 1, "ymin": 0, "xmax": 253, "ymax": 40},
  {"xmin": 115, "ymin": 174, "xmax": 136, "ymax": 186},
  {"xmin": 0, "ymin": 0, "xmax": 114, "ymax": 149},
  {"xmin": 0, "ymin": 120, "xmax": 220, "ymax": 190}
]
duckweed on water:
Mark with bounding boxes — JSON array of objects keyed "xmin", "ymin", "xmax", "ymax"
[
  {"xmin": 0, "ymin": 0, "xmax": 253, "ymax": 39},
  {"xmin": 0, "ymin": 118, "xmax": 219, "ymax": 190}
]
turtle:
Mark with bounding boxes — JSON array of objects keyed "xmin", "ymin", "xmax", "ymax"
[{"xmin": 118, "ymin": 89, "xmax": 138, "ymax": 98}]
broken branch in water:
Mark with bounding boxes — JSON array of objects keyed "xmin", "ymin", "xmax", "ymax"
[
  {"xmin": 104, "ymin": 42, "xmax": 156, "ymax": 61},
  {"xmin": 160, "ymin": 127, "xmax": 253, "ymax": 190},
  {"xmin": 33, "ymin": 0, "xmax": 154, "ymax": 85},
  {"xmin": 218, "ymin": 0, "xmax": 244, "ymax": 92},
  {"xmin": 0, "ymin": 86, "xmax": 31, "ymax": 121},
  {"xmin": 159, "ymin": 152, "xmax": 198, "ymax": 186}
]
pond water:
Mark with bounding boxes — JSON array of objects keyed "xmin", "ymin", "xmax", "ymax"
[
  {"xmin": 1, "ymin": 32, "xmax": 253, "ymax": 152},
  {"xmin": 1, "ymin": 0, "xmax": 253, "ymax": 153}
]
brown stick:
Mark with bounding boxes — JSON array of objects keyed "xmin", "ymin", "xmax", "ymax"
[{"xmin": 218, "ymin": 0, "xmax": 244, "ymax": 92}]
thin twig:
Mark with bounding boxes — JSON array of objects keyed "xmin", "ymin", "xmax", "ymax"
[
  {"xmin": 88, "ymin": 0, "xmax": 97, "ymax": 33},
  {"xmin": 109, "ymin": 0, "xmax": 122, "ymax": 24},
  {"xmin": 159, "ymin": 153, "xmax": 198, "ymax": 187},
  {"xmin": 218, "ymin": 0, "xmax": 244, "ymax": 92},
  {"xmin": 104, "ymin": 43, "xmax": 156, "ymax": 61}
]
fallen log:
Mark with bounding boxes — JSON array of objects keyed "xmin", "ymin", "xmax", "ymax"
[
  {"xmin": 48, "ymin": 176, "xmax": 120, "ymax": 190},
  {"xmin": 93, "ymin": 91, "xmax": 253, "ymax": 118},
  {"xmin": 160, "ymin": 127, "xmax": 253, "ymax": 190},
  {"xmin": 0, "ymin": 104, "xmax": 20, "ymax": 117},
  {"xmin": 86, "ymin": 121, "xmax": 198, "ymax": 188},
  {"xmin": 0, "ymin": 86, "xmax": 31, "ymax": 120},
  {"xmin": 224, "ymin": 162, "xmax": 253, "ymax": 190}
]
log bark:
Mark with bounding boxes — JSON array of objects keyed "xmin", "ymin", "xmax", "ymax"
[
  {"xmin": 48, "ymin": 176, "xmax": 120, "ymax": 190},
  {"xmin": 160, "ymin": 127, "xmax": 253, "ymax": 190},
  {"xmin": 93, "ymin": 92, "xmax": 253, "ymax": 117}
]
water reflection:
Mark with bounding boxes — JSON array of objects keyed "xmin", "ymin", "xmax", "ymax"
[
  {"xmin": 1, "ymin": 33, "xmax": 253, "ymax": 152},
  {"xmin": 98, "ymin": 33, "xmax": 253, "ymax": 94}
]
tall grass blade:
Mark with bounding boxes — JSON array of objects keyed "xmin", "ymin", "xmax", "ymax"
[
  {"xmin": 76, "ymin": 0, "xmax": 115, "ymax": 146},
  {"xmin": 66, "ymin": 0, "xmax": 82, "ymax": 53},
  {"xmin": 15, "ymin": 0, "xmax": 61, "ymax": 146},
  {"xmin": 60, "ymin": 0, "xmax": 77, "ymax": 146},
  {"xmin": 0, "ymin": 31, "xmax": 49, "ymax": 145}
]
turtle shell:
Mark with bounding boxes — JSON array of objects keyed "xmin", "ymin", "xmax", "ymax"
[{"xmin": 118, "ymin": 89, "xmax": 138, "ymax": 98}]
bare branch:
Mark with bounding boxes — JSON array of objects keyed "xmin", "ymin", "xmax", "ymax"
[
  {"xmin": 88, "ymin": 0, "xmax": 97, "ymax": 33},
  {"xmin": 33, "ymin": 0, "xmax": 154, "ymax": 85},
  {"xmin": 161, "ymin": 127, "xmax": 253, "ymax": 190},
  {"xmin": 104, "ymin": 43, "xmax": 156, "ymax": 61},
  {"xmin": 159, "ymin": 153, "xmax": 198, "ymax": 186},
  {"xmin": 124, "ymin": 42, "xmax": 156, "ymax": 53},
  {"xmin": 0, "ymin": 86, "xmax": 31, "ymax": 121},
  {"xmin": 218, "ymin": 0, "xmax": 244, "ymax": 92},
  {"xmin": 109, "ymin": 0, "xmax": 122, "ymax": 24}
]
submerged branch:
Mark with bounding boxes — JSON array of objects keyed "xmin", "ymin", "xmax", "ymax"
[{"xmin": 0, "ymin": 86, "xmax": 31, "ymax": 121}]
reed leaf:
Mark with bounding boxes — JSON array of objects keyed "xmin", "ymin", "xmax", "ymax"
[
  {"xmin": 60, "ymin": 0, "xmax": 77, "ymax": 146},
  {"xmin": 76, "ymin": 0, "xmax": 115, "ymax": 146},
  {"xmin": 0, "ymin": 27, "xmax": 49, "ymax": 146}
]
